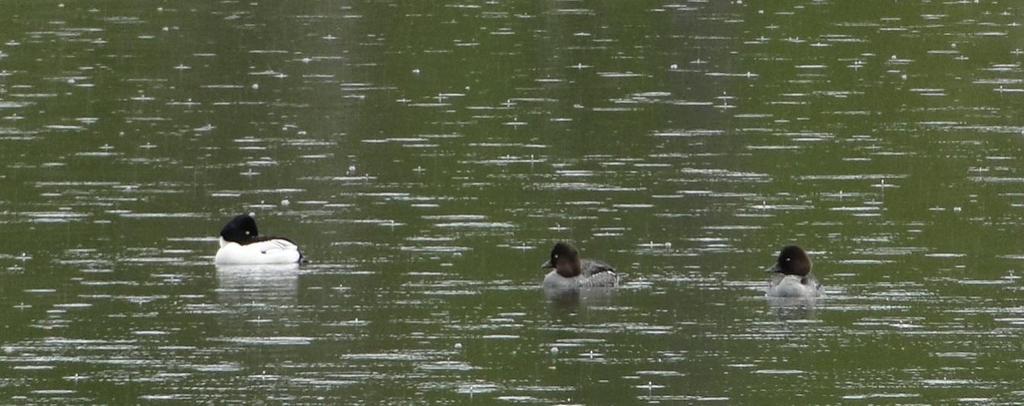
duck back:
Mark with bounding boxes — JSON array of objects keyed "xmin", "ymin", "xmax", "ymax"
[
  {"xmin": 215, "ymin": 238, "xmax": 302, "ymax": 265},
  {"xmin": 542, "ymin": 259, "xmax": 619, "ymax": 289},
  {"xmin": 766, "ymin": 273, "xmax": 822, "ymax": 298},
  {"xmin": 581, "ymin": 259, "xmax": 615, "ymax": 276}
]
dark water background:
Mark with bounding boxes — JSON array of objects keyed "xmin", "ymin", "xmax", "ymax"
[{"xmin": 2, "ymin": 0, "xmax": 1024, "ymax": 403}]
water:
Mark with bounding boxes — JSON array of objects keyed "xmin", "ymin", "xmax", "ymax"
[{"xmin": 2, "ymin": 0, "xmax": 1024, "ymax": 403}]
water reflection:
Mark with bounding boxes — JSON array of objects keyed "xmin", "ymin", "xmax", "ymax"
[
  {"xmin": 2, "ymin": 0, "xmax": 1024, "ymax": 403},
  {"xmin": 765, "ymin": 296, "xmax": 821, "ymax": 320},
  {"xmin": 543, "ymin": 286, "xmax": 618, "ymax": 310},
  {"xmin": 215, "ymin": 264, "xmax": 301, "ymax": 305}
]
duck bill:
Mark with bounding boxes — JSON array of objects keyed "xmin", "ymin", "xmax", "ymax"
[
  {"xmin": 764, "ymin": 264, "xmax": 781, "ymax": 273},
  {"xmin": 541, "ymin": 260, "xmax": 553, "ymax": 269}
]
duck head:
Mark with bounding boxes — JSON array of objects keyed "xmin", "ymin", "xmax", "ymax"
[
  {"xmin": 766, "ymin": 245, "xmax": 812, "ymax": 277},
  {"xmin": 220, "ymin": 214, "xmax": 259, "ymax": 244},
  {"xmin": 541, "ymin": 241, "xmax": 582, "ymax": 278}
]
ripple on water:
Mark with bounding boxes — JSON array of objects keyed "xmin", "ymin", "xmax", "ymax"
[
  {"xmin": 417, "ymin": 361, "xmax": 477, "ymax": 372},
  {"xmin": 208, "ymin": 337, "xmax": 314, "ymax": 346},
  {"xmin": 454, "ymin": 383, "xmax": 500, "ymax": 395},
  {"xmin": 841, "ymin": 393, "xmax": 920, "ymax": 400},
  {"xmin": 3, "ymin": 0, "xmax": 1024, "ymax": 403}
]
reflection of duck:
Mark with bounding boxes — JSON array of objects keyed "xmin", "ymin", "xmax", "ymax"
[
  {"xmin": 215, "ymin": 214, "xmax": 303, "ymax": 265},
  {"xmin": 544, "ymin": 284, "xmax": 618, "ymax": 310},
  {"xmin": 216, "ymin": 263, "xmax": 300, "ymax": 304},
  {"xmin": 765, "ymin": 245, "xmax": 823, "ymax": 298},
  {"xmin": 540, "ymin": 242, "xmax": 618, "ymax": 289},
  {"xmin": 766, "ymin": 295, "xmax": 819, "ymax": 320}
]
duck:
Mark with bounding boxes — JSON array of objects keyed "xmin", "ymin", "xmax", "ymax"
[
  {"xmin": 765, "ymin": 245, "xmax": 823, "ymax": 298},
  {"xmin": 541, "ymin": 242, "xmax": 618, "ymax": 289},
  {"xmin": 214, "ymin": 214, "xmax": 304, "ymax": 265}
]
